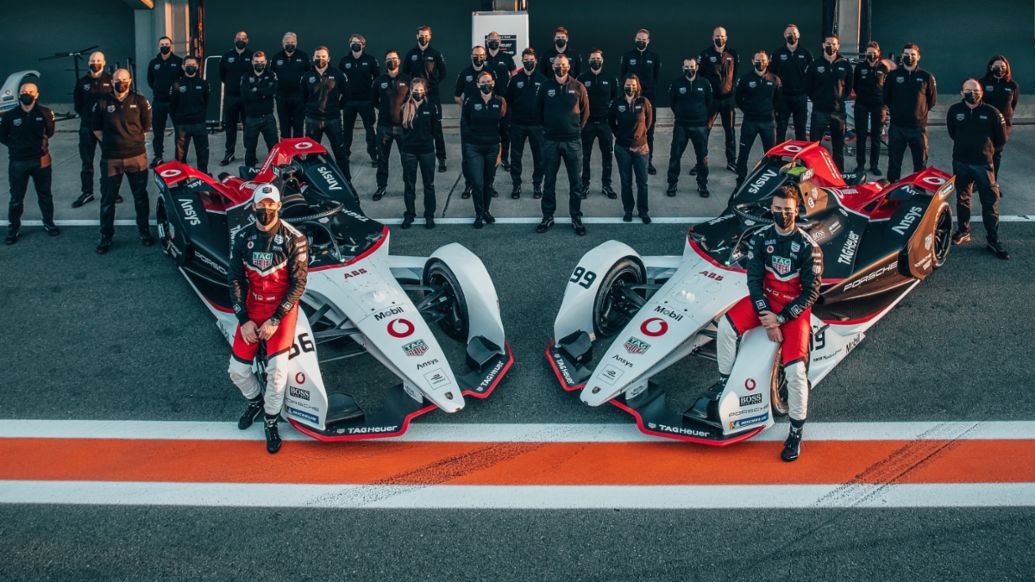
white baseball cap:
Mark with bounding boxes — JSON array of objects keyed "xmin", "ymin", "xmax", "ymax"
[{"xmin": 252, "ymin": 183, "xmax": 281, "ymax": 204}]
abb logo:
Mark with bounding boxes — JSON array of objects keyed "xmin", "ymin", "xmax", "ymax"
[
  {"xmin": 699, "ymin": 270, "xmax": 725, "ymax": 281},
  {"xmin": 343, "ymin": 268, "xmax": 367, "ymax": 279}
]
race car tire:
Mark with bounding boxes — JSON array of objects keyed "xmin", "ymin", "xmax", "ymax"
[
  {"xmin": 592, "ymin": 258, "xmax": 646, "ymax": 338},
  {"xmin": 932, "ymin": 204, "xmax": 952, "ymax": 269},
  {"xmin": 424, "ymin": 260, "xmax": 470, "ymax": 342}
]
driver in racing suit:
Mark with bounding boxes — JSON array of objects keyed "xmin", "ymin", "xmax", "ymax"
[
  {"xmin": 227, "ymin": 183, "xmax": 308, "ymax": 454},
  {"xmin": 716, "ymin": 184, "xmax": 822, "ymax": 462}
]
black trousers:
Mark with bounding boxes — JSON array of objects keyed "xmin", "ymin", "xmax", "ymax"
[
  {"xmin": 886, "ymin": 124, "xmax": 928, "ymax": 183},
  {"xmin": 854, "ymin": 102, "xmax": 886, "ymax": 168},
  {"xmin": 7, "ymin": 157, "xmax": 54, "ymax": 230},
  {"xmin": 810, "ymin": 109, "xmax": 847, "ymax": 171},
  {"xmin": 222, "ymin": 94, "xmax": 245, "ymax": 157},
  {"xmin": 100, "ymin": 154, "xmax": 149, "ymax": 239},
  {"xmin": 643, "ymin": 90, "xmax": 656, "ymax": 163},
  {"xmin": 953, "ymin": 160, "xmax": 1000, "ymax": 243},
  {"xmin": 736, "ymin": 120, "xmax": 776, "ymax": 180},
  {"xmin": 499, "ymin": 116, "xmax": 510, "ymax": 165},
  {"xmin": 275, "ymin": 94, "xmax": 305, "ymax": 139},
  {"xmin": 430, "ymin": 93, "xmax": 446, "ymax": 161},
  {"xmin": 667, "ymin": 124, "xmax": 709, "ymax": 187},
  {"xmin": 776, "ymin": 94, "xmax": 808, "ymax": 142},
  {"xmin": 401, "ymin": 151, "xmax": 437, "ymax": 219},
  {"xmin": 510, "ymin": 123, "xmax": 544, "ymax": 189},
  {"xmin": 175, "ymin": 122, "xmax": 209, "ymax": 174},
  {"xmin": 464, "ymin": 142, "xmax": 499, "ymax": 216},
  {"xmin": 78, "ymin": 125, "xmax": 100, "ymax": 195},
  {"xmin": 305, "ymin": 117, "xmax": 351, "ymax": 180},
  {"xmin": 151, "ymin": 100, "xmax": 171, "ymax": 158},
  {"xmin": 244, "ymin": 114, "xmax": 279, "ymax": 167},
  {"xmin": 614, "ymin": 145, "xmax": 649, "ymax": 215},
  {"xmin": 376, "ymin": 125, "xmax": 403, "ymax": 189},
  {"xmin": 541, "ymin": 138, "xmax": 583, "ymax": 219},
  {"xmin": 343, "ymin": 101, "xmax": 378, "ymax": 161},
  {"xmin": 580, "ymin": 120, "xmax": 613, "ymax": 189},
  {"xmin": 707, "ymin": 94, "xmax": 736, "ymax": 163}
]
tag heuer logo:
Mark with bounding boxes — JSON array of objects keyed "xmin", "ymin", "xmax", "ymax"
[
  {"xmin": 547, "ymin": 89, "xmax": 556, "ymax": 97},
  {"xmin": 252, "ymin": 251, "xmax": 274, "ymax": 270},
  {"xmin": 106, "ymin": 105, "xmax": 116, "ymax": 112},
  {"xmin": 228, "ymin": 57, "xmax": 235, "ymax": 63},
  {"xmin": 380, "ymin": 82, "xmax": 388, "ymax": 88},
  {"xmin": 12, "ymin": 119, "xmax": 21, "ymax": 127},
  {"xmin": 773, "ymin": 256, "xmax": 792, "ymax": 275},
  {"xmin": 403, "ymin": 339, "xmax": 430, "ymax": 357},
  {"xmin": 516, "ymin": 81, "xmax": 524, "ymax": 88},
  {"xmin": 474, "ymin": 103, "xmax": 483, "ymax": 110},
  {"xmin": 679, "ymin": 87, "xmax": 687, "ymax": 94},
  {"xmin": 618, "ymin": 105, "xmax": 626, "ymax": 112},
  {"xmin": 624, "ymin": 337, "xmax": 650, "ymax": 354}
]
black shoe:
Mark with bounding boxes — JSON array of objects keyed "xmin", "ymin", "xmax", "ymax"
[
  {"xmin": 437, "ymin": 160, "xmax": 447, "ymax": 173},
  {"xmin": 237, "ymin": 397, "xmax": 263, "ymax": 430},
  {"xmin": 987, "ymin": 240, "xmax": 1011, "ymax": 260},
  {"xmin": 461, "ymin": 186, "xmax": 472, "ymax": 199},
  {"xmin": 483, "ymin": 211, "xmax": 496, "ymax": 224},
  {"xmin": 640, "ymin": 214, "xmax": 652, "ymax": 224},
  {"xmin": 666, "ymin": 184, "xmax": 677, "ymax": 197},
  {"xmin": 115, "ymin": 195, "xmax": 124, "ymax": 204},
  {"xmin": 4, "ymin": 230, "xmax": 19, "ymax": 245},
  {"xmin": 622, "ymin": 212, "xmax": 632, "ymax": 222},
  {"xmin": 726, "ymin": 161, "xmax": 737, "ymax": 173},
  {"xmin": 401, "ymin": 215, "xmax": 414, "ymax": 229},
  {"xmin": 648, "ymin": 163, "xmax": 657, "ymax": 175},
  {"xmin": 72, "ymin": 192, "xmax": 95, "ymax": 208},
  {"xmin": 533, "ymin": 185, "xmax": 543, "ymax": 199},
  {"xmin": 602, "ymin": 185, "xmax": 617, "ymax": 199},
  {"xmin": 425, "ymin": 216, "xmax": 435, "ymax": 229},
  {"xmin": 579, "ymin": 186, "xmax": 588, "ymax": 199},
  {"xmin": 501, "ymin": 160, "xmax": 511, "ymax": 171},
  {"xmin": 264, "ymin": 415, "xmax": 282, "ymax": 454},
  {"xmin": 781, "ymin": 427, "xmax": 802, "ymax": 462},
  {"xmin": 572, "ymin": 217, "xmax": 587, "ymax": 236},
  {"xmin": 490, "ymin": 187, "xmax": 499, "ymax": 198},
  {"xmin": 689, "ymin": 166, "xmax": 698, "ymax": 176},
  {"xmin": 511, "ymin": 185, "xmax": 521, "ymax": 199},
  {"xmin": 951, "ymin": 229, "xmax": 971, "ymax": 246},
  {"xmin": 535, "ymin": 216, "xmax": 554, "ymax": 233},
  {"xmin": 372, "ymin": 186, "xmax": 386, "ymax": 201},
  {"xmin": 139, "ymin": 232, "xmax": 155, "ymax": 246},
  {"xmin": 869, "ymin": 166, "xmax": 882, "ymax": 176},
  {"xmin": 473, "ymin": 215, "xmax": 484, "ymax": 229},
  {"xmin": 150, "ymin": 156, "xmax": 163, "ymax": 169},
  {"xmin": 699, "ymin": 185, "xmax": 711, "ymax": 198},
  {"xmin": 220, "ymin": 154, "xmax": 236, "ymax": 167},
  {"xmin": 95, "ymin": 238, "xmax": 112, "ymax": 255},
  {"xmin": 44, "ymin": 224, "xmax": 61, "ymax": 236}
]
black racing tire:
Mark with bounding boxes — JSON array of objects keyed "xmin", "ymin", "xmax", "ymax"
[
  {"xmin": 932, "ymin": 204, "xmax": 953, "ymax": 269},
  {"xmin": 591, "ymin": 258, "xmax": 646, "ymax": 338},
  {"xmin": 770, "ymin": 352, "xmax": 789, "ymax": 418},
  {"xmin": 424, "ymin": 260, "xmax": 470, "ymax": 342}
]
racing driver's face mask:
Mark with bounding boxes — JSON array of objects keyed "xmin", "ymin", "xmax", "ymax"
[
  {"xmin": 771, "ymin": 202, "xmax": 797, "ymax": 229},
  {"xmin": 254, "ymin": 203, "xmax": 279, "ymax": 228}
]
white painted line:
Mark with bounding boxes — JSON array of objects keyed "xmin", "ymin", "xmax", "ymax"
[
  {"xmin": 1, "ymin": 420, "xmax": 1033, "ymax": 442},
  {"xmin": 4, "ymin": 215, "xmax": 1035, "ymax": 227},
  {"xmin": 0, "ymin": 481, "xmax": 1031, "ymax": 509}
]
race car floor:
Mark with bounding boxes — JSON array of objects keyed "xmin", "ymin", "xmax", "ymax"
[{"xmin": 1, "ymin": 224, "xmax": 1033, "ymax": 580}]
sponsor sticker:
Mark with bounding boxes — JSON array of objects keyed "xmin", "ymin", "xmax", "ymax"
[
  {"xmin": 287, "ymin": 407, "xmax": 318, "ymax": 423},
  {"xmin": 386, "ymin": 318, "xmax": 415, "ymax": 338},
  {"xmin": 624, "ymin": 337, "xmax": 651, "ymax": 354},
  {"xmin": 639, "ymin": 317, "xmax": 668, "ymax": 337},
  {"xmin": 252, "ymin": 252, "xmax": 274, "ymax": 270},
  {"xmin": 403, "ymin": 339, "xmax": 430, "ymax": 357}
]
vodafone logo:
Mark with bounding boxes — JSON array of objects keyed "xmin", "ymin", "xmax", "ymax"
[
  {"xmin": 782, "ymin": 144, "xmax": 803, "ymax": 153},
  {"xmin": 159, "ymin": 169, "xmax": 182, "ymax": 178},
  {"xmin": 921, "ymin": 176, "xmax": 946, "ymax": 186},
  {"xmin": 640, "ymin": 317, "xmax": 668, "ymax": 337},
  {"xmin": 295, "ymin": 372, "xmax": 306, "ymax": 384},
  {"xmin": 294, "ymin": 141, "xmax": 314, "ymax": 150},
  {"xmin": 745, "ymin": 378, "xmax": 757, "ymax": 391},
  {"xmin": 387, "ymin": 318, "xmax": 415, "ymax": 338}
]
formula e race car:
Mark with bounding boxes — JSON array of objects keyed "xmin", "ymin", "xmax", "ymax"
[
  {"xmin": 154, "ymin": 138, "xmax": 512, "ymax": 440},
  {"xmin": 547, "ymin": 141, "xmax": 954, "ymax": 445}
]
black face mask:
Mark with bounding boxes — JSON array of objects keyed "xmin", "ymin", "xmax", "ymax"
[
  {"xmin": 412, "ymin": 92, "xmax": 425, "ymax": 101},
  {"xmin": 754, "ymin": 62, "xmax": 766, "ymax": 73},
  {"xmin": 19, "ymin": 94, "xmax": 34, "ymax": 106},
  {"xmin": 472, "ymin": 57, "xmax": 485, "ymax": 67},
  {"xmin": 902, "ymin": 54, "xmax": 916, "ymax": 67},
  {"xmin": 417, "ymin": 36, "xmax": 429, "ymax": 47},
  {"xmin": 824, "ymin": 45, "xmax": 836, "ymax": 56},
  {"xmin": 253, "ymin": 64, "xmax": 266, "ymax": 74},
  {"xmin": 386, "ymin": 61, "xmax": 398, "ymax": 71},
  {"xmin": 522, "ymin": 61, "xmax": 536, "ymax": 72},
  {"xmin": 114, "ymin": 81, "xmax": 129, "ymax": 93},
  {"xmin": 479, "ymin": 84, "xmax": 493, "ymax": 95},
  {"xmin": 867, "ymin": 54, "xmax": 879, "ymax": 64},
  {"xmin": 184, "ymin": 66, "xmax": 198, "ymax": 76},
  {"xmin": 284, "ymin": 44, "xmax": 296, "ymax": 53},
  {"xmin": 555, "ymin": 38, "xmax": 566, "ymax": 49},
  {"xmin": 623, "ymin": 86, "xmax": 635, "ymax": 96},
  {"xmin": 992, "ymin": 67, "xmax": 1005, "ymax": 78},
  {"xmin": 963, "ymin": 92, "xmax": 980, "ymax": 105},
  {"xmin": 90, "ymin": 63, "xmax": 104, "ymax": 73},
  {"xmin": 254, "ymin": 207, "xmax": 277, "ymax": 227},
  {"xmin": 635, "ymin": 41, "xmax": 647, "ymax": 51},
  {"xmin": 235, "ymin": 40, "xmax": 247, "ymax": 50},
  {"xmin": 684, "ymin": 68, "xmax": 696, "ymax": 78},
  {"xmin": 160, "ymin": 46, "xmax": 171, "ymax": 55},
  {"xmin": 314, "ymin": 58, "xmax": 328, "ymax": 68},
  {"xmin": 713, "ymin": 38, "xmax": 724, "ymax": 49},
  {"xmin": 351, "ymin": 43, "xmax": 362, "ymax": 52},
  {"xmin": 487, "ymin": 40, "xmax": 500, "ymax": 50},
  {"xmin": 773, "ymin": 210, "xmax": 795, "ymax": 229},
  {"xmin": 785, "ymin": 35, "xmax": 798, "ymax": 45},
  {"xmin": 553, "ymin": 66, "xmax": 566, "ymax": 77},
  {"xmin": 589, "ymin": 60, "xmax": 602, "ymax": 71}
]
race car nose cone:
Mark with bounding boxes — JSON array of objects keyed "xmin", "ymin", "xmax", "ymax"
[{"xmin": 369, "ymin": 289, "xmax": 389, "ymax": 303}]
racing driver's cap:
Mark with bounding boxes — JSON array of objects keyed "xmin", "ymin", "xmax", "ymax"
[{"xmin": 253, "ymin": 183, "xmax": 281, "ymax": 204}]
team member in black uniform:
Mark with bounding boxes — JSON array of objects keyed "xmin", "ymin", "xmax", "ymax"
[
  {"xmin": 507, "ymin": 48, "xmax": 547, "ymax": 200},
  {"xmin": 979, "ymin": 55, "xmax": 1019, "ymax": 185},
  {"xmin": 302, "ymin": 47, "xmax": 350, "ymax": 179},
  {"xmin": 620, "ymin": 29, "xmax": 661, "ymax": 174},
  {"xmin": 399, "ymin": 78, "xmax": 438, "ymax": 229},
  {"xmin": 454, "ymin": 46, "xmax": 496, "ymax": 199},
  {"xmin": 371, "ymin": 51, "xmax": 411, "ymax": 201},
  {"xmin": 698, "ymin": 26, "xmax": 739, "ymax": 172},
  {"xmin": 146, "ymin": 36, "xmax": 182, "ymax": 167},
  {"xmin": 667, "ymin": 57, "xmax": 713, "ymax": 198},
  {"xmin": 769, "ymin": 24, "xmax": 812, "ymax": 142},
  {"xmin": 462, "ymin": 71, "xmax": 507, "ymax": 228},
  {"xmin": 72, "ymin": 51, "xmax": 111, "ymax": 208},
  {"xmin": 536, "ymin": 54, "xmax": 590, "ymax": 236},
  {"xmin": 485, "ymin": 31, "xmax": 515, "ymax": 170},
  {"xmin": 219, "ymin": 31, "xmax": 253, "ymax": 166},
  {"xmin": 883, "ymin": 43, "xmax": 937, "ymax": 182},
  {"xmin": 609, "ymin": 74, "xmax": 654, "ymax": 223},
  {"xmin": 805, "ymin": 34, "xmax": 852, "ymax": 171},
  {"xmin": 947, "ymin": 80, "xmax": 1009, "ymax": 260},
  {"xmin": 270, "ymin": 32, "xmax": 309, "ymax": 139},
  {"xmin": 339, "ymin": 34, "xmax": 379, "ymax": 167},
  {"xmin": 403, "ymin": 25, "xmax": 448, "ymax": 171},
  {"xmin": 540, "ymin": 27, "xmax": 583, "ymax": 79},
  {"xmin": 735, "ymin": 51, "xmax": 781, "ymax": 186},
  {"xmin": 91, "ymin": 68, "xmax": 152, "ymax": 255},
  {"xmin": 853, "ymin": 42, "xmax": 889, "ymax": 174},
  {"xmin": 0, "ymin": 83, "xmax": 58, "ymax": 244},
  {"xmin": 241, "ymin": 51, "xmax": 279, "ymax": 167},
  {"xmin": 169, "ymin": 56, "xmax": 210, "ymax": 173},
  {"xmin": 578, "ymin": 49, "xmax": 617, "ymax": 199}
]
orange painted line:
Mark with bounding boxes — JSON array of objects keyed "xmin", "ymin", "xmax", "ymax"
[{"xmin": 0, "ymin": 439, "xmax": 1033, "ymax": 485}]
